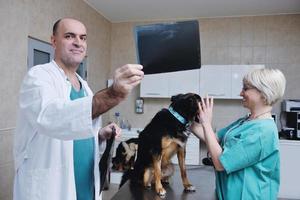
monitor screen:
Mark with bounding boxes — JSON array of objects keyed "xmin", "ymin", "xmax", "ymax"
[{"xmin": 135, "ymin": 20, "xmax": 201, "ymax": 75}]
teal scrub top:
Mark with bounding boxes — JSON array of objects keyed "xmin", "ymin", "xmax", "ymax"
[
  {"xmin": 216, "ymin": 117, "xmax": 280, "ymax": 200},
  {"xmin": 70, "ymin": 85, "xmax": 95, "ymax": 200}
]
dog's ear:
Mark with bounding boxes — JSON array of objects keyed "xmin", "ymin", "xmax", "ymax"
[
  {"xmin": 122, "ymin": 141, "xmax": 130, "ymax": 152},
  {"xmin": 171, "ymin": 94, "xmax": 183, "ymax": 102},
  {"xmin": 180, "ymin": 93, "xmax": 202, "ymax": 121},
  {"xmin": 194, "ymin": 94, "xmax": 201, "ymax": 101}
]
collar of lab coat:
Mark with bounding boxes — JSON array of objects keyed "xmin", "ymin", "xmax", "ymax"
[{"xmin": 51, "ymin": 60, "xmax": 91, "ymax": 97}]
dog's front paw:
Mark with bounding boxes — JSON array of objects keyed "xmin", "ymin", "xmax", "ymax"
[
  {"xmin": 184, "ymin": 184, "xmax": 196, "ymax": 192},
  {"xmin": 157, "ymin": 187, "xmax": 167, "ymax": 197}
]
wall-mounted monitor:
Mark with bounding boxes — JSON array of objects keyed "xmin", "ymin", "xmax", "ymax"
[{"xmin": 135, "ymin": 20, "xmax": 201, "ymax": 75}]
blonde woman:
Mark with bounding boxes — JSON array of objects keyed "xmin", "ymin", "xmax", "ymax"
[{"xmin": 192, "ymin": 68, "xmax": 286, "ymax": 199}]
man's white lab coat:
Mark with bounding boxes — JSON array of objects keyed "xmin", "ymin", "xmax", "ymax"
[{"xmin": 13, "ymin": 60, "xmax": 103, "ymax": 200}]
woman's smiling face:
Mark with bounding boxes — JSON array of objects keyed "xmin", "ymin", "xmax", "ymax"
[{"xmin": 240, "ymin": 83, "xmax": 264, "ymax": 109}]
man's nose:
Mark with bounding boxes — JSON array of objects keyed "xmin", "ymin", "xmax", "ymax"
[{"xmin": 73, "ymin": 36, "xmax": 81, "ymax": 47}]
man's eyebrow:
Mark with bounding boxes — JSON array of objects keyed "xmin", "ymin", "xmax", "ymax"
[
  {"xmin": 64, "ymin": 32, "xmax": 87, "ymax": 37},
  {"xmin": 64, "ymin": 32, "xmax": 76, "ymax": 36}
]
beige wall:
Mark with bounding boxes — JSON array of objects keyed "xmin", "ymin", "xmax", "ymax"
[
  {"xmin": 0, "ymin": 0, "xmax": 111, "ymax": 199},
  {"xmin": 109, "ymin": 14, "xmax": 300, "ymax": 130}
]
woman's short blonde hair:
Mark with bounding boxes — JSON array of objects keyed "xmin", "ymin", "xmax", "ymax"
[{"xmin": 243, "ymin": 68, "xmax": 286, "ymax": 106}]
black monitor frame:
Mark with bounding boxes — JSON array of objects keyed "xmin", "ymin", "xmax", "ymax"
[{"xmin": 135, "ymin": 20, "xmax": 201, "ymax": 75}]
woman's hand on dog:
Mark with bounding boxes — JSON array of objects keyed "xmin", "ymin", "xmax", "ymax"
[
  {"xmin": 198, "ymin": 95, "xmax": 214, "ymax": 125},
  {"xmin": 99, "ymin": 122, "xmax": 122, "ymax": 141},
  {"xmin": 191, "ymin": 96, "xmax": 214, "ymax": 142}
]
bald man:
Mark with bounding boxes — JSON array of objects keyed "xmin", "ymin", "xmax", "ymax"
[{"xmin": 13, "ymin": 18, "xmax": 143, "ymax": 200}]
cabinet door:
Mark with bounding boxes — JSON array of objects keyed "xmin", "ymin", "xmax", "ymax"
[
  {"xmin": 171, "ymin": 136, "xmax": 200, "ymax": 165},
  {"xmin": 231, "ymin": 65, "xmax": 265, "ymax": 99},
  {"xmin": 231, "ymin": 65, "xmax": 250, "ymax": 99},
  {"xmin": 168, "ymin": 69, "xmax": 200, "ymax": 97},
  {"xmin": 140, "ymin": 73, "xmax": 169, "ymax": 97},
  {"xmin": 200, "ymin": 65, "xmax": 231, "ymax": 98},
  {"xmin": 278, "ymin": 140, "xmax": 300, "ymax": 199}
]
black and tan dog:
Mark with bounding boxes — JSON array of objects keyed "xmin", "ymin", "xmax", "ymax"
[
  {"xmin": 120, "ymin": 93, "xmax": 201, "ymax": 197},
  {"xmin": 112, "ymin": 138, "xmax": 139, "ymax": 172}
]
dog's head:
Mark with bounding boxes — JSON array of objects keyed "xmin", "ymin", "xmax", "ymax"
[
  {"xmin": 170, "ymin": 93, "xmax": 201, "ymax": 123},
  {"xmin": 112, "ymin": 138, "xmax": 138, "ymax": 171}
]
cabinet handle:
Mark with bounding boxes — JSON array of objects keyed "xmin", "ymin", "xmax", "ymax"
[
  {"xmin": 145, "ymin": 93, "xmax": 161, "ymax": 95},
  {"xmin": 208, "ymin": 93, "xmax": 225, "ymax": 96}
]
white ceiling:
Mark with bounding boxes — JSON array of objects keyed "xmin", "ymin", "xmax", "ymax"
[{"xmin": 84, "ymin": 0, "xmax": 300, "ymax": 23}]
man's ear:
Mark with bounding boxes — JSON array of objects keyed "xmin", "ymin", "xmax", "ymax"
[{"xmin": 51, "ymin": 35, "xmax": 56, "ymax": 49}]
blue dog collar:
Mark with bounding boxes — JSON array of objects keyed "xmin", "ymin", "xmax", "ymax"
[{"xmin": 168, "ymin": 107, "xmax": 187, "ymax": 125}]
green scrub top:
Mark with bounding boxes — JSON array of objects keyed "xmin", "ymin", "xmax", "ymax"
[
  {"xmin": 216, "ymin": 117, "xmax": 280, "ymax": 200},
  {"xmin": 70, "ymin": 85, "xmax": 95, "ymax": 200}
]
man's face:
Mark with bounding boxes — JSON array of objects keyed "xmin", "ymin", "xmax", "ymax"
[{"xmin": 51, "ymin": 19, "xmax": 87, "ymax": 68}]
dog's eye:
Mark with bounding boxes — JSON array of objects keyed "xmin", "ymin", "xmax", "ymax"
[{"xmin": 195, "ymin": 116, "xmax": 200, "ymax": 123}]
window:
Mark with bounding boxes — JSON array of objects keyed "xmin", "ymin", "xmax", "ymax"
[
  {"xmin": 77, "ymin": 57, "xmax": 87, "ymax": 80},
  {"xmin": 28, "ymin": 37, "xmax": 54, "ymax": 69}
]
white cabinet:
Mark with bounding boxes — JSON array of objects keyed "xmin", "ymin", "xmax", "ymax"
[
  {"xmin": 140, "ymin": 74, "xmax": 169, "ymax": 98},
  {"xmin": 231, "ymin": 66, "xmax": 250, "ymax": 98},
  {"xmin": 140, "ymin": 69, "xmax": 200, "ymax": 98},
  {"xmin": 278, "ymin": 140, "xmax": 300, "ymax": 199},
  {"xmin": 168, "ymin": 70, "xmax": 200, "ymax": 96},
  {"xmin": 171, "ymin": 134, "xmax": 200, "ymax": 165},
  {"xmin": 199, "ymin": 65, "xmax": 231, "ymax": 98},
  {"xmin": 200, "ymin": 65, "xmax": 264, "ymax": 99},
  {"xmin": 140, "ymin": 65, "xmax": 264, "ymax": 99}
]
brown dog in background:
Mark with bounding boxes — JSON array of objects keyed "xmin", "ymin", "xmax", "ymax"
[{"xmin": 112, "ymin": 138, "xmax": 139, "ymax": 172}]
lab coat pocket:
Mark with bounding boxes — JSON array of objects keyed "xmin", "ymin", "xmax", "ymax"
[{"xmin": 27, "ymin": 165, "xmax": 68, "ymax": 200}]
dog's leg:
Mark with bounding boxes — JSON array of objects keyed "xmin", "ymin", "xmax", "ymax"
[
  {"xmin": 143, "ymin": 168, "xmax": 152, "ymax": 189},
  {"xmin": 153, "ymin": 155, "xmax": 166, "ymax": 197},
  {"xmin": 161, "ymin": 163, "xmax": 174, "ymax": 184},
  {"xmin": 177, "ymin": 147, "xmax": 196, "ymax": 192}
]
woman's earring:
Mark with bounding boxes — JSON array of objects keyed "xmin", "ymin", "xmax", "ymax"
[{"xmin": 263, "ymin": 97, "xmax": 268, "ymax": 105}]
